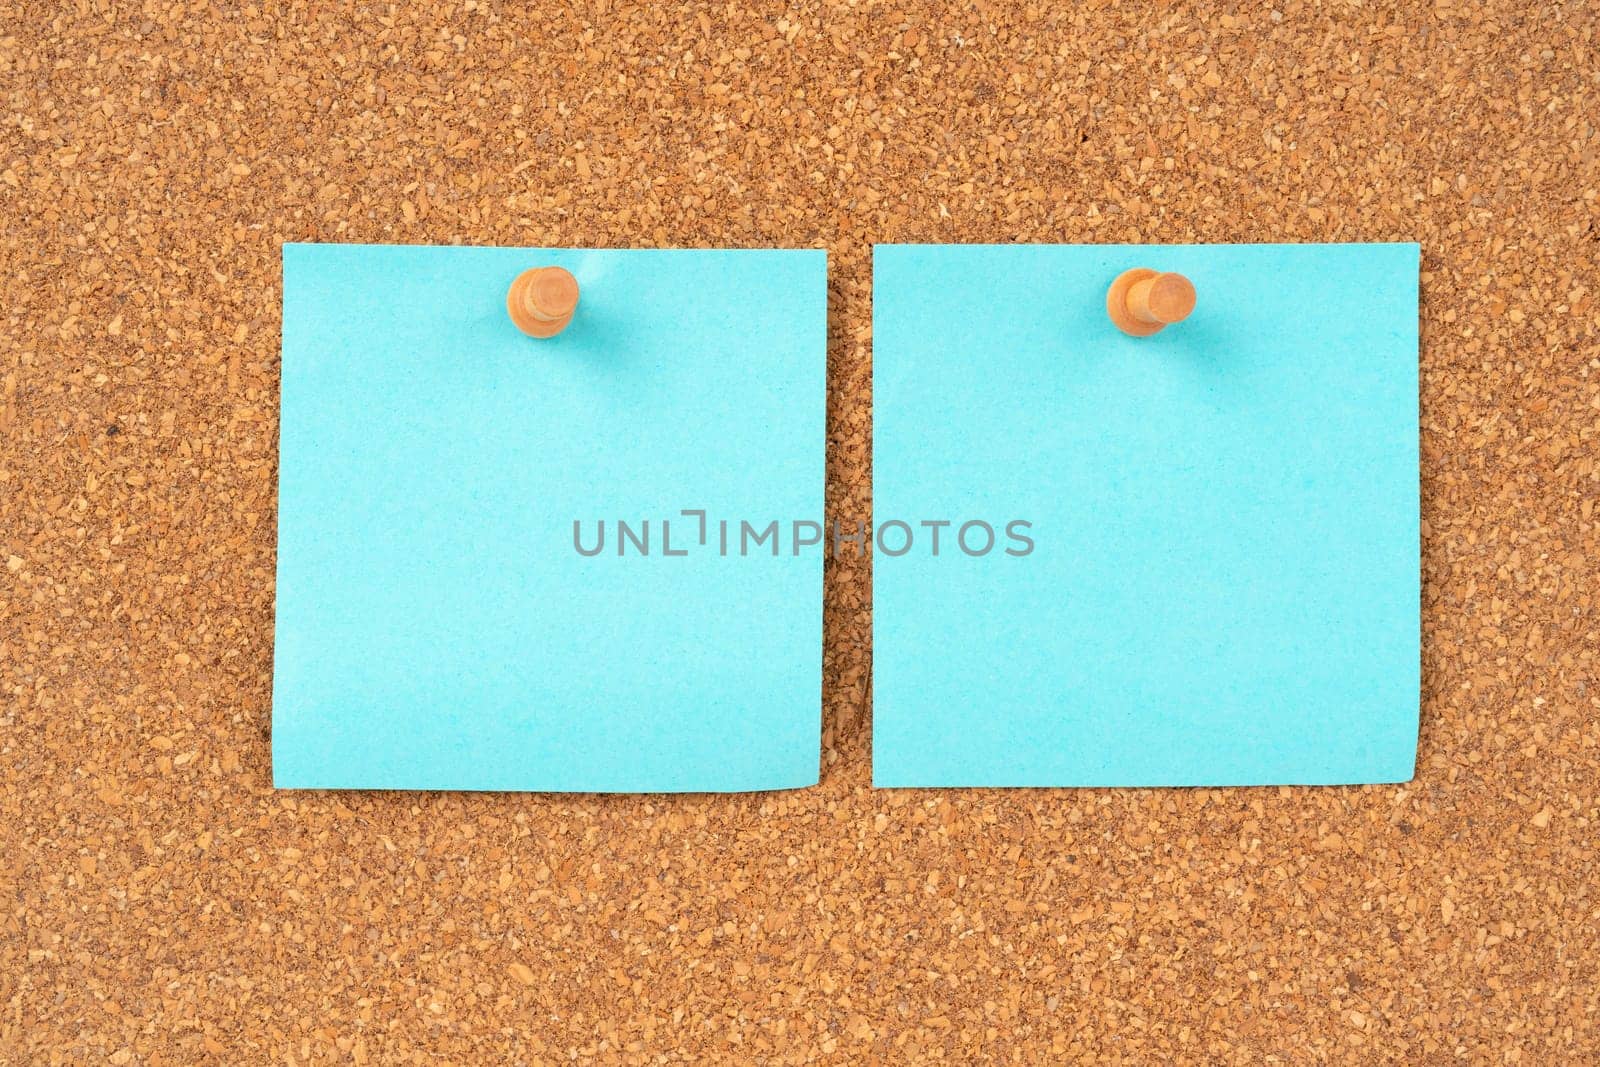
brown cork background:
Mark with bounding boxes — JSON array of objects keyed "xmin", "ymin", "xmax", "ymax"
[{"xmin": 2, "ymin": 0, "xmax": 1598, "ymax": 1062}]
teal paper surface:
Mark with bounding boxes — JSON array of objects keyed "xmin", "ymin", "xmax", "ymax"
[
  {"xmin": 873, "ymin": 243, "xmax": 1419, "ymax": 787},
  {"xmin": 274, "ymin": 245, "xmax": 825, "ymax": 791}
]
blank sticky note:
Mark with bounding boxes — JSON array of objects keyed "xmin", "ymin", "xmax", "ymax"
[
  {"xmin": 873, "ymin": 243, "xmax": 1419, "ymax": 787},
  {"xmin": 274, "ymin": 245, "xmax": 825, "ymax": 791}
]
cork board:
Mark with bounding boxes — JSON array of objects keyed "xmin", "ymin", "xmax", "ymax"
[{"xmin": 1, "ymin": 2, "xmax": 1596, "ymax": 1062}]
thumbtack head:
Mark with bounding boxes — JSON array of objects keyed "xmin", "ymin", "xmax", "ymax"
[
  {"xmin": 508, "ymin": 266, "xmax": 579, "ymax": 338},
  {"xmin": 1108, "ymin": 268, "xmax": 1196, "ymax": 337}
]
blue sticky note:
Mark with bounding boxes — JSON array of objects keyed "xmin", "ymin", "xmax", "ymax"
[
  {"xmin": 274, "ymin": 244, "xmax": 825, "ymax": 791},
  {"xmin": 873, "ymin": 243, "xmax": 1419, "ymax": 787}
]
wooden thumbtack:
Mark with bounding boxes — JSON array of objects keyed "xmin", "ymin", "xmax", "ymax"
[
  {"xmin": 1107, "ymin": 269, "xmax": 1196, "ymax": 337},
  {"xmin": 508, "ymin": 266, "xmax": 579, "ymax": 338}
]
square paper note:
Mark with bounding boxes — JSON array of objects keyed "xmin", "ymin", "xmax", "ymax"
[
  {"xmin": 873, "ymin": 243, "xmax": 1419, "ymax": 787},
  {"xmin": 274, "ymin": 244, "xmax": 825, "ymax": 791}
]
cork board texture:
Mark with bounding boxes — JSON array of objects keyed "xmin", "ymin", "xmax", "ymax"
[{"xmin": 1, "ymin": 1, "xmax": 1596, "ymax": 1063}]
